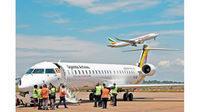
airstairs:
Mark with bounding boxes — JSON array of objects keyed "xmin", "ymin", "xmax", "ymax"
[
  {"xmin": 59, "ymin": 64, "xmax": 80, "ymax": 103},
  {"xmin": 64, "ymin": 82, "xmax": 80, "ymax": 103}
]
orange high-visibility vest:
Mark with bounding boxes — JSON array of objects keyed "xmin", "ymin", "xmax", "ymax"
[
  {"xmin": 41, "ymin": 88, "xmax": 48, "ymax": 98},
  {"xmin": 102, "ymin": 88, "xmax": 109, "ymax": 98},
  {"xmin": 59, "ymin": 88, "xmax": 66, "ymax": 97}
]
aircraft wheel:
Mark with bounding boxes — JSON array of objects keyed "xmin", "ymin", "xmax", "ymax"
[
  {"xmin": 89, "ymin": 93, "xmax": 94, "ymax": 101},
  {"xmin": 123, "ymin": 93, "xmax": 128, "ymax": 101},
  {"xmin": 128, "ymin": 93, "xmax": 133, "ymax": 101}
]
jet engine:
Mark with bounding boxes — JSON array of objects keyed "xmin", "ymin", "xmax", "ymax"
[{"xmin": 141, "ymin": 64, "xmax": 156, "ymax": 76}]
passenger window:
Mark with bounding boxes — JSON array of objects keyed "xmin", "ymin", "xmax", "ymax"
[
  {"xmin": 78, "ymin": 70, "xmax": 81, "ymax": 74},
  {"xmin": 33, "ymin": 69, "xmax": 44, "ymax": 74},
  {"xmin": 82, "ymin": 70, "xmax": 85, "ymax": 74},
  {"xmin": 26, "ymin": 69, "xmax": 34, "ymax": 74},
  {"xmin": 45, "ymin": 69, "xmax": 55, "ymax": 74},
  {"xmin": 74, "ymin": 70, "xmax": 77, "ymax": 74},
  {"xmin": 89, "ymin": 70, "xmax": 91, "ymax": 74},
  {"xmin": 85, "ymin": 70, "xmax": 88, "ymax": 74}
]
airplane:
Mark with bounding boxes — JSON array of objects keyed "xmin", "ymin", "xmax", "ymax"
[
  {"xmin": 107, "ymin": 33, "xmax": 158, "ymax": 47},
  {"xmin": 17, "ymin": 44, "xmax": 183, "ymax": 103}
]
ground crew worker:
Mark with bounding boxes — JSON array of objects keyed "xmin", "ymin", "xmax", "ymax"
[
  {"xmin": 94, "ymin": 83, "xmax": 102, "ymax": 107},
  {"xmin": 49, "ymin": 85, "xmax": 56, "ymax": 110},
  {"xmin": 33, "ymin": 85, "xmax": 38, "ymax": 108},
  {"xmin": 109, "ymin": 89, "xmax": 114, "ymax": 105},
  {"xmin": 52, "ymin": 85, "xmax": 57, "ymax": 108},
  {"xmin": 111, "ymin": 83, "xmax": 118, "ymax": 106},
  {"xmin": 56, "ymin": 85, "xmax": 68, "ymax": 108},
  {"xmin": 101, "ymin": 84, "xmax": 110, "ymax": 109},
  {"xmin": 37, "ymin": 86, "xmax": 43, "ymax": 110},
  {"xmin": 41, "ymin": 84, "xmax": 49, "ymax": 110}
]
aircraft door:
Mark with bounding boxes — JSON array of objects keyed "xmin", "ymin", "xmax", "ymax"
[{"xmin": 54, "ymin": 63, "xmax": 67, "ymax": 85}]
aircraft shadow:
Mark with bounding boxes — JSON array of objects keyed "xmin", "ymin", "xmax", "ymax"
[{"xmin": 16, "ymin": 97, "xmax": 183, "ymax": 108}]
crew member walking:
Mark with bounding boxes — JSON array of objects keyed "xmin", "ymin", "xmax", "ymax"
[
  {"xmin": 101, "ymin": 84, "xmax": 110, "ymax": 109},
  {"xmin": 41, "ymin": 84, "xmax": 49, "ymax": 110},
  {"xmin": 94, "ymin": 83, "xmax": 102, "ymax": 107},
  {"xmin": 111, "ymin": 83, "xmax": 118, "ymax": 106},
  {"xmin": 56, "ymin": 85, "xmax": 68, "ymax": 108},
  {"xmin": 33, "ymin": 85, "xmax": 38, "ymax": 108},
  {"xmin": 37, "ymin": 86, "xmax": 43, "ymax": 110}
]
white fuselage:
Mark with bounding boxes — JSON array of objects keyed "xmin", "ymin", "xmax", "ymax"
[
  {"xmin": 113, "ymin": 33, "xmax": 158, "ymax": 47},
  {"xmin": 18, "ymin": 62, "xmax": 144, "ymax": 92}
]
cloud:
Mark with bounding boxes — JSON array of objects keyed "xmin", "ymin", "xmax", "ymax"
[
  {"xmin": 158, "ymin": 60, "xmax": 171, "ymax": 67},
  {"xmin": 52, "ymin": 18, "xmax": 69, "ymax": 24},
  {"xmin": 149, "ymin": 42, "xmax": 161, "ymax": 47},
  {"xmin": 120, "ymin": 30, "xmax": 183, "ymax": 37},
  {"xmin": 42, "ymin": 12, "xmax": 62, "ymax": 18},
  {"xmin": 16, "ymin": 24, "xmax": 30, "ymax": 28},
  {"xmin": 63, "ymin": 0, "xmax": 97, "ymax": 7},
  {"xmin": 163, "ymin": 4, "xmax": 184, "ymax": 17},
  {"xmin": 16, "ymin": 35, "xmax": 123, "ymax": 60},
  {"xmin": 83, "ymin": 20, "xmax": 183, "ymax": 32},
  {"xmin": 161, "ymin": 0, "xmax": 183, "ymax": 17},
  {"xmin": 158, "ymin": 58, "xmax": 184, "ymax": 68},
  {"xmin": 62, "ymin": 0, "xmax": 160, "ymax": 14}
]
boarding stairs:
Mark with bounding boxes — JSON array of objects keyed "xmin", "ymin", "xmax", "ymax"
[
  {"xmin": 64, "ymin": 82, "xmax": 80, "ymax": 103},
  {"xmin": 59, "ymin": 65, "xmax": 80, "ymax": 103}
]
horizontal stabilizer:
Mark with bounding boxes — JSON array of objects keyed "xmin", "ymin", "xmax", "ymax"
[
  {"xmin": 107, "ymin": 45, "xmax": 114, "ymax": 47},
  {"xmin": 123, "ymin": 48, "xmax": 179, "ymax": 52}
]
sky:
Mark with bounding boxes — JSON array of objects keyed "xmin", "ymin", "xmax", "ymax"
[{"xmin": 16, "ymin": 0, "xmax": 184, "ymax": 81}]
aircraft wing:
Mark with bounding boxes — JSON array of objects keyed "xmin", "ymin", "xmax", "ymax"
[
  {"xmin": 108, "ymin": 84, "xmax": 184, "ymax": 89},
  {"xmin": 115, "ymin": 37, "xmax": 134, "ymax": 43}
]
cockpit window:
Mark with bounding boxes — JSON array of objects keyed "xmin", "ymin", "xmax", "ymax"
[
  {"xmin": 45, "ymin": 69, "xmax": 55, "ymax": 74},
  {"xmin": 33, "ymin": 69, "xmax": 44, "ymax": 74},
  {"xmin": 26, "ymin": 69, "xmax": 34, "ymax": 74}
]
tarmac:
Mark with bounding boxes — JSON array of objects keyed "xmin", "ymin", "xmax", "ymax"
[{"xmin": 16, "ymin": 92, "xmax": 184, "ymax": 112}]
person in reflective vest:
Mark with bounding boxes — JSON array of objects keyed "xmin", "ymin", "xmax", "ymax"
[
  {"xmin": 93, "ymin": 83, "xmax": 102, "ymax": 107},
  {"xmin": 56, "ymin": 85, "xmax": 68, "ymax": 108},
  {"xmin": 109, "ymin": 89, "xmax": 114, "ymax": 105},
  {"xmin": 41, "ymin": 84, "xmax": 49, "ymax": 110},
  {"xmin": 111, "ymin": 83, "xmax": 118, "ymax": 106},
  {"xmin": 33, "ymin": 85, "xmax": 38, "ymax": 108},
  {"xmin": 48, "ymin": 85, "xmax": 56, "ymax": 110},
  {"xmin": 37, "ymin": 86, "xmax": 43, "ymax": 110},
  {"xmin": 52, "ymin": 85, "xmax": 57, "ymax": 109},
  {"xmin": 101, "ymin": 84, "xmax": 110, "ymax": 109}
]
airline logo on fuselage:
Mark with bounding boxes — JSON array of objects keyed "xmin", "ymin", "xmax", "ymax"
[{"xmin": 66, "ymin": 65, "xmax": 90, "ymax": 69}]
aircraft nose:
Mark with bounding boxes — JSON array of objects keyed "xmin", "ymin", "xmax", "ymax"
[{"xmin": 17, "ymin": 77, "xmax": 32, "ymax": 92}]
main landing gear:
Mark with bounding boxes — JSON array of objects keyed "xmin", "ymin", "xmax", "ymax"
[
  {"xmin": 123, "ymin": 92, "xmax": 133, "ymax": 101},
  {"xmin": 89, "ymin": 91, "xmax": 134, "ymax": 101}
]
